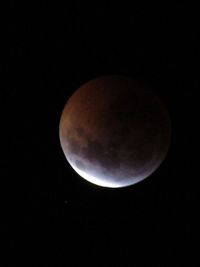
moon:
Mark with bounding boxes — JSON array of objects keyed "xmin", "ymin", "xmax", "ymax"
[{"xmin": 59, "ymin": 75, "xmax": 171, "ymax": 188}]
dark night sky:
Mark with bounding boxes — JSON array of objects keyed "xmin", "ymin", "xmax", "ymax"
[{"xmin": 2, "ymin": 2, "xmax": 199, "ymax": 266}]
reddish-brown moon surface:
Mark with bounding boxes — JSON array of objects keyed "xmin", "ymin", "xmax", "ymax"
[{"xmin": 59, "ymin": 76, "xmax": 171, "ymax": 188}]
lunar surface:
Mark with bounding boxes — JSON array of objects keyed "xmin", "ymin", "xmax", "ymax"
[{"xmin": 59, "ymin": 75, "xmax": 171, "ymax": 188}]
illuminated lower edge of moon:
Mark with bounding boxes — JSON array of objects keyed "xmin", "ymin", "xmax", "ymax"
[
  {"xmin": 66, "ymin": 157, "xmax": 156, "ymax": 188},
  {"xmin": 71, "ymin": 165, "xmax": 121, "ymax": 188}
]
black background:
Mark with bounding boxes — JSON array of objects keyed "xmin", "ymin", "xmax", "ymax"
[{"xmin": 2, "ymin": 2, "xmax": 199, "ymax": 266}]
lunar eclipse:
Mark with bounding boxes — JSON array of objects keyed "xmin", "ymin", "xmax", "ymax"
[{"xmin": 59, "ymin": 75, "xmax": 171, "ymax": 188}]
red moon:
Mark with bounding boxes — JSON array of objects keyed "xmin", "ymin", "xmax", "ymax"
[{"xmin": 59, "ymin": 76, "xmax": 171, "ymax": 188}]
